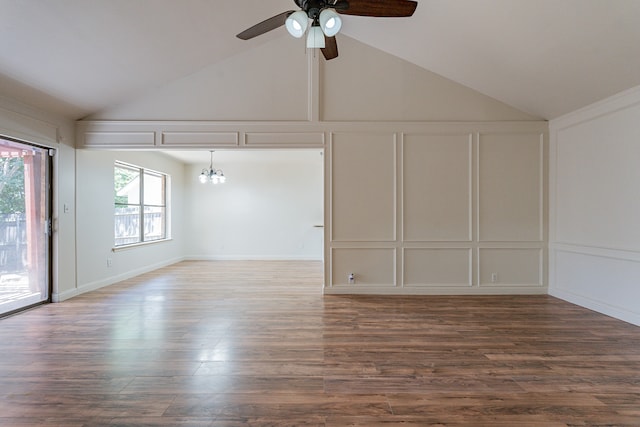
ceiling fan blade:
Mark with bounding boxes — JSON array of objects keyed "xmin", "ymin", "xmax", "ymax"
[
  {"xmin": 339, "ymin": 0, "xmax": 417, "ymax": 17},
  {"xmin": 236, "ymin": 11, "xmax": 294, "ymax": 40},
  {"xmin": 321, "ymin": 35, "xmax": 339, "ymax": 60}
]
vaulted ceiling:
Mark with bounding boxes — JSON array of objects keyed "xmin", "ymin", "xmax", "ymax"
[{"xmin": 1, "ymin": 0, "xmax": 639, "ymax": 121}]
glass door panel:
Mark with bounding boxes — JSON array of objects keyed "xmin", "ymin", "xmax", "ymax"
[{"xmin": 0, "ymin": 137, "xmax": 51, "ymax": 316}]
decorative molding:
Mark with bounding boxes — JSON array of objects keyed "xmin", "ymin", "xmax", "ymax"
[
  {"xmin": 245, "ymin": 132, "xmax": 325, "ymax": 146},
  {"xmin": 0, "ymin": 105, "xmax": 58, "ymax": 146},
  {"xmin": 549, "ymin": 287, "xmax": 640, "ymax": 327},
  {"xmin": 186, "ymin": 255, "xmax": 323, "ymax": 261},
  {"xmin": 553, "ymin": 243, "xmax": 640, "ymax": 263},
  {"xmin": 477, "ymin": 247, "xmax": 544, "ymax": 287},
  {"xmin": 77, "ymin": 120, "xmax": 549, "ymax": 145},
  {"xmin": 402, "ymin": 247, "xmax": 473, "ymax": 287},
  {"xmin": 329, "ymin": 131, "xmax": 397, "ymax": 243},
  {"xmin": 161, "ymin": 131, "xmax": 239, "ymax": 146},
  {"xmin": 329, "ymin": 247, "xmax": 397, "ymax": 288},
  {"xmin": 477, "ymin": 132, "xmax": 545, "ymax": 243},
  {"xmin": 325, "ymin": 285, "xmax": 548, "ymax": 296},
  {"xmin": 551, "ymin": 248, "xmax": 640, "ymax": 327},
  {"xmin": 550, "ymin": 85, "xmax": 640, "ymax": 132},
  {"xmin": 84, "ymin": 131, "xmax": 156, "ymax": 147},
  {"xmin": 401, "ymin": 132, "xmax": 473, "ymax": 242}
]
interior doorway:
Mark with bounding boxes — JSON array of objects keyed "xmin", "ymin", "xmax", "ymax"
[
  {"xmin": 0, "ymin": 137, "xmax": 52, "ymax": 316},
  {"xmin": 175, "ymin": 149, "xmax": 325, "ymax": 262}
]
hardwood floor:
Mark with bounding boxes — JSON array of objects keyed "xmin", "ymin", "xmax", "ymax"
[{"xmin": 0, "ymin": 260, "xmax": 639, "ymax": 426}]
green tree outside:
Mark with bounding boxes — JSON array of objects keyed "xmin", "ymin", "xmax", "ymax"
[
  {"xmin": 114, "ymin": 165, "xmax": 139, "ymax": 205},
  {"xmin": 0, "ymin": 157, "xmax": 25, "ymax": 215}
]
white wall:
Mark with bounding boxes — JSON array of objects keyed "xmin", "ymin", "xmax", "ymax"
[
  {"xmin": 184, "ymin": 150, "xmax": 323, "ymax": 260},
  {"xmin": 72, "ymin": 150, "xmax": 185, "ymax": 299},
  {"xmin": 549, "ymin": 85, "xmax": 640, "ymax": 326}
]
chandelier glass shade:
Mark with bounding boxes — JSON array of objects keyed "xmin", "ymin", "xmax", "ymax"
[{"xmin": 199, "ymin": 151, "xmax": 226, "ymax": 184}]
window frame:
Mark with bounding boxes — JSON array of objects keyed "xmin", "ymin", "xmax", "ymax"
[{"xmin": 114, "ymin": 161, "xmax": 169, "ymax": 248}]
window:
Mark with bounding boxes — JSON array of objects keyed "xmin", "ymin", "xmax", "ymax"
[{"xmin": 114, "ymin": 162, "xmax": 167, "ymax": 247}]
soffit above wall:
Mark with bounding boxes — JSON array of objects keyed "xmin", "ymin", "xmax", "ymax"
[{"xmin": 163, "ymin": 149, "xmax": 323, "ymax": 166}]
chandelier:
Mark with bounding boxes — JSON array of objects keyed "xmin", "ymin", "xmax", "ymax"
[{"xmin": 199, "ymin": 151, "xmax": 226, "ymax": 184}]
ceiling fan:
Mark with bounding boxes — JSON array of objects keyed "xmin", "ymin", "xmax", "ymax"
[{"xmin": 236, "ymin": 0, "xmax": 418, "ymax": 60}]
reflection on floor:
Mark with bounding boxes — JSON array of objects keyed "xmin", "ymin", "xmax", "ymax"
[
  {"xmin": 0, "ymin": 273, "xmax": 39, "ymax": 313},
  {"xmin": 0, "ymin": 260, "xmax": 639, "ymax": 426}
]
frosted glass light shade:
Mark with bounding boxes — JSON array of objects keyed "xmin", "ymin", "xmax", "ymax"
[
  {"xmin": 319, "ymin": 9, "xmax": 342, "ymax": 37},
  {"xmin": 306, "ymin": 26, "xmax": 325, "ymax": 48},
  {"xmin": 285, "ymin": 11, "xmax": 308, "ymax": 38}
]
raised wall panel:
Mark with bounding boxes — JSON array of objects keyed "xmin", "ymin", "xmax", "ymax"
[
  {"xmin": 331, "ymin": 132, "xmax": 396, "ymax": 241},
  {"xmin": 478, "ymin": 133, "xmax": 543, "ymax": 242},
  {"xmin": 245, "ymin": 132, "xmax": 325, "ymax": 146},
  {"xmin": 84, "ymin": 131, "xmax": 156, "ymax": 147},
  {"xmin": 161, "ymin": 131, "xmax": 239, "ymax": 146},
  {"xmin": 331, "ymin": 248, "xmax": 395, "ymax": 286},
  {"xmin": 403, "ymin": 133, "xmax": 472, "ymax": 241},
  {"xmin": 479, "ymin": 248, "xmax": 542, "ymax": 286},
  {"xmin": 554, "ymin": 102, "xmax": 640, "ymax": 251},
  {"xmin": 553, "ymin": 249, "xmax": 640, "ymax": 325},
  {"xmin": 404, "ymin": 248, "xmax": 471, "ymax": 287}
]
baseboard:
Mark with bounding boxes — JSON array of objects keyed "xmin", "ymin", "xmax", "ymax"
[
  {"xmin": 52, "ymin": 256, "xmax": 185, "ymax": 302},
  {"xmin": 185, "ymin": 255, "xmax": 323, "ymax": 261},
  {"xmin": 549, "ymin": 287, "xmax": 640, "ymax": 327},
  {"xmin": 324, "ymin": 285, "xmax": 549, "ymax": 296}
]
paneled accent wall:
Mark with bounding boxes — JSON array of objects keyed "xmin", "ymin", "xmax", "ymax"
[
  {"xmin": 77, "ymin": 120, "xmax": 547, "ymax": 295},
  {"xmin": 328, "ymin": 126, "xmax": 546, "ymax": 295}
]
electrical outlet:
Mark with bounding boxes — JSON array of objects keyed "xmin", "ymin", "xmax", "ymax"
[
  {"xmin": 107, "ymin": 258, "xmax": 113, "ymax": 268},
  {"xmin": 348, "ymin": 273, "xmax": 355, "ymax": 284},
  {"xmin": 491, "ymin": 272, "xmax": 498, "ymax": 283}
]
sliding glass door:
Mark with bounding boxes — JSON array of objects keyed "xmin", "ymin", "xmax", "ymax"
[{"xmin": 0, "ymin": 137, "xmax": 51, "ymax": 316}]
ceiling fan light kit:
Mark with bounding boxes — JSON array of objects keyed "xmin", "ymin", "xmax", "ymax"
[
  {"xmin": 319, "ymin": 9, "xmax": 342, "ymax": 37},
  {"xmin": 285, "ymin": 10, "xmax": 309, "ymax": 38},
  {"xmin": 307, "ymin": 25, "xmax": 326, "ymax": 49},
  {"xmin": 237, "ymin": 0, "xmax": 418, "ymax": 61}
]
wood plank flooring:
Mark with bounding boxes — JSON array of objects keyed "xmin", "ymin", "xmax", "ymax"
[{"xmin": 0, "ymin": 260, "xmax": 639, "ymax": 426}]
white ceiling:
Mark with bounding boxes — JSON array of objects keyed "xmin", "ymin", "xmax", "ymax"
[{"xmin": 1, "ymin": 0, "xmax": 639, "ymax": 120}]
